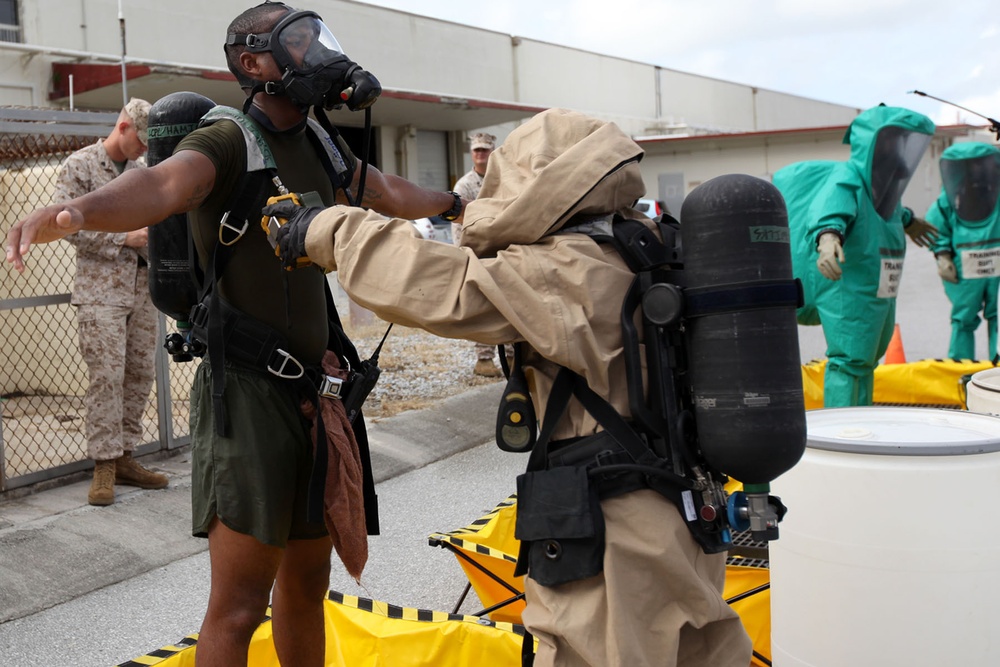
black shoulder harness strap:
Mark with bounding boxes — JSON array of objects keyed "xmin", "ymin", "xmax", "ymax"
[
  {"xmin": 517, "ymin": 214, "xmax": 728, "ymax": 554},
  {"xmin": 189, "ymin": 107, "xmax": 380, "ymax": 534}
]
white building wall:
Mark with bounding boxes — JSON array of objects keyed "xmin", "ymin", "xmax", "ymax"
[
  {"xmin": 351, "ymin": 8, "xmax": 516, "ymax": 103},
  {"xmin": 754, "ymin": 90, "xmax": 860, "ymax": 132},
  {"xmin": 6, "ymin": 0, "xmax": 860, "ymax": 139},
  {"xmin": 0, "ymin": 55, "xmax": 44, "ymax": 105},
  {"xmin": 513, "ymin": 41, "xmax": 657, "ymax": 129},
  {"xmin": 639, "ymin": 133, "xmax": 955, "ymax": 221},
  {"xmin": 658, "ymin": 70, "xmax": 757, "ymax": 132}
]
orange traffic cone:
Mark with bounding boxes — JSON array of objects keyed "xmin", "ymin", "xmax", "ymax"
[{"xmin": 884, "ymin": 324, "xmax": 906, "ymax": 364}]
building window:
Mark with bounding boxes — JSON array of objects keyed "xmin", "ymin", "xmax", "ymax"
[{"xmin": 0, "ymin": 0, "xmax": 20, "ymax": 43}]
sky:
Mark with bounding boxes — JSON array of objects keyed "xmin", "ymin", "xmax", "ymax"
[{"xmin": 355, "ymin": 0, "xmax": 1000, "ymax": 131}]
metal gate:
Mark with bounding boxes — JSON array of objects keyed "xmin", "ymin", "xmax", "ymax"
[{"xmin": 0, "ymin": 106, "xmax": 195, "ymax": 495}]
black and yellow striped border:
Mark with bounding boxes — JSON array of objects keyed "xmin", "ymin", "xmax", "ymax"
[
  {"xmin": 116, "ymin": 635, "xmax": 198, "ymax": 666},
  {"xmin": 327, "ymin": 590, "xmax": 526, "ymax": 636},
  {"xmin": 428, "ymin": 494, "xmax": 519, "ymax": 563},
  {"xmin": 117, "ymin": 589, "xmax": 526, "ymax": 664}
]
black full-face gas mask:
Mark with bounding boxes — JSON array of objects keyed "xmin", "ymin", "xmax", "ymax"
[
  {"xmin": 869, "ymin": 125, "xmax": 932, "ymax": 220},
  {"xmin": 941, "ymin": 154, "xmax": 1000, "ymax": 222},
  {"xmin": 227, "ymin": 8, "xmax": 381, "ymax": 113}
]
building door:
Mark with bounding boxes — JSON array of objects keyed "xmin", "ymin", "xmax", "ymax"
[{"xmin": 416, "ymin": 130, "xmax": 449, "ymax": 190}]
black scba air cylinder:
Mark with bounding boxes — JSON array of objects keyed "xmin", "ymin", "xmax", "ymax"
[
  {"xmin": 146, "ymin": 91, "xmax": 215, "ymax": 323},
  {"xmin": 679, "ymin": 173, "xmax": 806, "ymax": 484}
]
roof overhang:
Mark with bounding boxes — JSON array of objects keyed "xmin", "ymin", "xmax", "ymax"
[
  {"xmin": 49, "ymin": 62, "xmax": 543, "ymax": 131},
  {"xmin": 636, "ymin": 123, "xmax": 985, "ymax": 153}
]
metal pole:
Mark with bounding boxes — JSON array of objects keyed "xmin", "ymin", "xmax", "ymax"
[
  {"xmin": 118, "ymin": 0, "xmax": 127, "ymax": 104},
  {"xmin": 153, "ymin": 313, "xmax": 176, "ymax": 451}
]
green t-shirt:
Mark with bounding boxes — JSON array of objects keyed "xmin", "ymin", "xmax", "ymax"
[{"xmin": 176, "ymin": 117, "xmax": 346, "ymax": 365}]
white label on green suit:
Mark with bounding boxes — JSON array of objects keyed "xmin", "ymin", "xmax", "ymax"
[
  {"xmin": 878, "ymin": 258, "xmax": 904, "ymax": 298},
  {"xmin": 960, "ymin": 248, "xmax": 1000, "ymax": 279}
]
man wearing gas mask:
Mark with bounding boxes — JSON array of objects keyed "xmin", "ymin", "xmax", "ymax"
[
  {"xmin": 6, "ymin": 3, "xmax": 467, "ymax": 665},
  {"xmin": 926, "ymin": 142, "xmax": 1000, "ymax": 361},
  {"xmin": 775, "ymin": 105, "xmax": 936, "ymax": 407}
]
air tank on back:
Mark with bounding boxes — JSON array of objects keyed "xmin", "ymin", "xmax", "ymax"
[
  {"xmin": 679, "ymin": 173, "xmax": 806, "ymax": 484},
  {"xmin": 146, "ymin": 91, "xmax": 215, "ymax": 324}
]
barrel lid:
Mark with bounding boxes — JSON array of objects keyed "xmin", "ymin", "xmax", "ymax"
[
  {"xmin": 970, "ymin": 367, "xmax": 1000, "ymax": 393},
  {"xmin": 807, "ymin": 406, "xmax": 1000, "ymax": 455}
]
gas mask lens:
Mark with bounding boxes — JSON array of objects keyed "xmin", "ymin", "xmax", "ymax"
[
  {"xmin": 275, "ymin": 14, "xmax": 344, "ymax": 72},
  {"xmin": 870, "ymin": 127, "xmax": 932, "ymax": 220},
  {"xmin": 941, "ymin": 154, "xmax": 1000, "ymax": 222}
]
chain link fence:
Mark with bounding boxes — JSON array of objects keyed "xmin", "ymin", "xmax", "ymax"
[{"xmin": 0, "ymin": 107, "xmax": 194, "ymax": 495}]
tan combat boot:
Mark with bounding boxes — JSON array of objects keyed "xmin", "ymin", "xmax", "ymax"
[
  {"xmin": 88, "ymin": 460, "xmax": 116, "ymax": 506},
  {"xmin": 115, "ymin": 451, "xmax": 169, "ymax": 489},
  {"xmin": 474, "ymin": 359, "xmax": 503, "ymax": 378}
]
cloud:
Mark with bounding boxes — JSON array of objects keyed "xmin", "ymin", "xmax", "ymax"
[{"xmin": 359, "ymin": 0, "xmax": 1000, "ymax": 120}]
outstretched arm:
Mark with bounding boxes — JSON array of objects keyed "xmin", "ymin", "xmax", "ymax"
[
  {"xmin": 344, "ymin": 164, "xmax": 467, "ymax": 222},
  {"xmin": 6, "ymin": 150, "xmax": 217, "ymax": 272},
  {"xmin": 902, "ymin": 207, "xmax": 938, "ymax": 248}
]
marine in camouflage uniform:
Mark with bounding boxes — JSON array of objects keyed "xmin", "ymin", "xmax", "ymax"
[
  {"xmin": 452, "ymin": 132, "xmax": 511, "ymax": 376},
  {"xmin": 55, "ymin": 99, "xmax": 168, "ymax": 505}
]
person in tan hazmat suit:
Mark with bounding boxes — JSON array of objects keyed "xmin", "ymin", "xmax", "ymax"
[{"xmin": 261, "ymin": 108, "xmax": 752, "ymax": 667}]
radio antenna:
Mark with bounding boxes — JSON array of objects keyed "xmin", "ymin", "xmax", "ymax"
[{"xmin": 909, "ymin": 90, "xmax": 1000, "ymax": 140}]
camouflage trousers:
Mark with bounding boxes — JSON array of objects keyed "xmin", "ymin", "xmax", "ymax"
[{"xmin": 75, "ymin": 291, "xmax": 158, "ymax": 461}]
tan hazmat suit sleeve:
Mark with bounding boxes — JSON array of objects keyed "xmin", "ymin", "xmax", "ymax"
[{"xmin": 304, "ymin": 108, "xmax": 648, "ymax": 439}]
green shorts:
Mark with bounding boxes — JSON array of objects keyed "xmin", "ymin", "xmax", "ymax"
[{"xmin": 190, "ymin": 361, "xmax": 328, "ymax": 548}]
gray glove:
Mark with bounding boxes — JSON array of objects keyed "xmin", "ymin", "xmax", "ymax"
[
  {"xmin": 816, "ymin": 233, "xmax": 844, "ymax": 281},
  {"xmin": 936, "ymin": 254, "xmax": 959, "ymax": 284},
  {"xmin": 260, "ymin": 199, "xmax": 323, "ymax": 270}
]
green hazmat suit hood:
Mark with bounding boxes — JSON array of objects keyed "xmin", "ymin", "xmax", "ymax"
[
  {"xmin": 843, "ymin": 105, "xmax": 935, "ymax": 221},
  {"xmin": 938, "ymin": 141, "xmax": 1000, "ymax": 224},
  {"xmin": 774, "ymin": 105, "xmax": 935, "ymax": 407},
  {"xmin": 927, "ymin": 141, "xmax": 1000, "ymax": 359}
]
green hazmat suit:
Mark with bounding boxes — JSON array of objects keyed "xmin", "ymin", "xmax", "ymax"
[
  {"xmin": 926, "ymin": 142, "xmax": 1000, "ymax": 361},
  {"xmin": 774, "ymin": 106, "xmax": 935, "ymax": 407}
]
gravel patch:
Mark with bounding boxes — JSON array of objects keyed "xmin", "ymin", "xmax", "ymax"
[{"xmin": 343, "ymin": 320, "xmax": 505, "ymax": 421}]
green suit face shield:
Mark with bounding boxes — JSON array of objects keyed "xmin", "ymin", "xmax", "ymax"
[
  {"xmin": 870, "ymin": 127, "xmax": 932, "ymax": 220},
  {"xmin": 941, "ymin": 154, "xmax": 1000, "ymax": 222}
]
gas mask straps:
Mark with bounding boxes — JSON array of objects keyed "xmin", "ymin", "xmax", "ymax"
[{"xmin": 228, "ymin": 9, "xmax": 380, "ymax": 112}]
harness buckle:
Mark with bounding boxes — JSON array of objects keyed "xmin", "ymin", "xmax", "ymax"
[
  {"xmin": 267, "ymin": 349, "xmax": 305, "ymax": 379},
  {"xmin": 318, "ymin": 374, "xmax": 345, "ymax": 399},
  {"xmin": 189, "ymin": 302, "xmax": 210, "ymax": 329},
  {"xmin": 218, "ymin": 211, "xmax": 249, "ymax": 246}
]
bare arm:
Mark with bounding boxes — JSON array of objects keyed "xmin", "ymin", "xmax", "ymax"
[
  {"xmin": 343, "ymin": 164, "xmax": 467, "ymax": 221},
  {"xmin": 6, "ymin": 150, "xmax": 216, "ymax": 272}
]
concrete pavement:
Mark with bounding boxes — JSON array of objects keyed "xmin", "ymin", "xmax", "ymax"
[
  {"xmin": 0, "ymin": 382, "xmax": 505, "ymax": 625},
  {"xmin": 0, "ymin": 239, "xmax": 985, "ymax": 662}
]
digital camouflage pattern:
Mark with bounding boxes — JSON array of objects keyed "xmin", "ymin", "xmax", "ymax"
[
  {"xmin": 55, "ymin": 140, "xmax": 148, "ymax": 307},
  {"xmin": 54, "ymin": 139, "xmax": 157, "ymax": 460},
  {"xmin": 451, "ymin": 168, "xmax": 485, "ymax": 247}
]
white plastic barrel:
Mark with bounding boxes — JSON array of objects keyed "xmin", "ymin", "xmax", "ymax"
[
  {"xmin": 769, "ymin": 407, "xmax": 1000, "ymax": 667},
  {"xmin": 967, "ymin": 367, "xmax": 1000, "ymax": 416}
]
